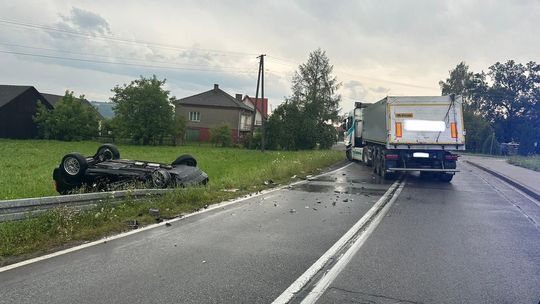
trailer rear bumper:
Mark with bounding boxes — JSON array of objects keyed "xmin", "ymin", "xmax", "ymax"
[{"xmin": 388, "ymin": 168, "xmax": 459, "ymax": 173}]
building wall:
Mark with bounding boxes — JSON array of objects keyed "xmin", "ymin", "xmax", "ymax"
[
  {"xmin": 176, "ymin": 104, "xmax": 248, "ymax": 143},
  {"xmin": 0, "ymin": 89, "xmax": 51, "ymax": 139},
  {"xmin": 242, "ymin": 100, "xmax": 263, "ymax": 126},
  {"xmin": 176, "ymin": 104, "xmax": 241, "ymax": 130}
]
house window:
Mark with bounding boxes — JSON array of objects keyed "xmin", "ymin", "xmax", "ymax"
[{"xmin": 189, "ymin": 111, "xmax": 200, "ymax": 122}]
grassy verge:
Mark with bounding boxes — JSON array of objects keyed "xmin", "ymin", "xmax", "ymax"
[
  {"xmin": 507, "ymin": 155, "xmax": 540, "ymax": 172},
  {"xmin": 0, "ymin": 139, "xmax": 343, "ymax": 262}
]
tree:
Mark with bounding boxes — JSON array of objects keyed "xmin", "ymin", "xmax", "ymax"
[
  {"xmin": 170, "ymin": 116, "xmax": 187, "ymax": 146},
  {"xmin": 266, "ymin": 49, "xmax": 340, "ymax": 150},
  {"xmin": 483, "ymin": 61, "xmax": 539, "ymax": 145},
  {"xmin": 111, "ymin": 75, "xmax": 175, "ymax": 145},
  {"xmin": 440, "ymin": 61, "xmax": 539, "ymax": 154},
  {"xmin": 210, "ymin": 125, "xmax": 233, "ymax": 147},
  {"xmin": 439, "ymin": 62, "xmax": 493, "ymax": 152},
  {"xmin": 439, "ymin": 62, "xmax": 487, "ymax": 112},
  {"xmin": 34, "ymin": 91, "xmax": 100, "ymax": 141}
]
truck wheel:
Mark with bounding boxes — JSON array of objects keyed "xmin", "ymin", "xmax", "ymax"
[
  {"xmin": 373, "ymin": 157, "xmax": 379, "ymax": 175},
  {"xmin": 438, "ymin": 173, "xmax": 453, "ymax": 182},
  {"xmin": 346, "ymin": 148, "xmax": 353, "ymax": 161}
]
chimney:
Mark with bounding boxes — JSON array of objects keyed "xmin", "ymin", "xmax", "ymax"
[
  {"xmin": 235, "ymin": 94, "xmax": 243, "ymax": 102},
  {"xmin": 214, "ymin": 84, "xmax": 219, "ymax": 90}
]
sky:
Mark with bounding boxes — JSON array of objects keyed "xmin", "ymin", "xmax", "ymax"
[{"xmin": 0, "ymin": 0, "xmax": 538, "ymax": 113}]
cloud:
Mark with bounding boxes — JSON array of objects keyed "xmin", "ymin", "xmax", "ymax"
[
  {"xmin": 58, "ymin": 7, "xmax": 111, "ymax": 34},
  {"xmin": 343, "ymin": 80, "xmax": 389, "ymax": 101},
  {"xmin": 0, "ymin": 0, "xmax": 537, "ymax": 113}
]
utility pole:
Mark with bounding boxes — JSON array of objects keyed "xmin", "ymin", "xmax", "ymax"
[
  {"xmin": 249, "ymin": 54, "xmax": 265, "ymax": 150},
  {"xmin": 260, "ymin": 54, "xmax": 266, "ymax": 152}
]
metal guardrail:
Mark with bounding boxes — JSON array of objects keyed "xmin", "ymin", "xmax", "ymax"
[{"xmin": 0, "ymin": 189, "xmax": 175, "ymax": 222}]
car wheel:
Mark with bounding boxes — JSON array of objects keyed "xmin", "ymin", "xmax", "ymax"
[
  {"xmin": 151, "ymin": 169, "xmax": 171, "ymax": 188},
  {"xmin": 172, "ymin": 154, "xmax": 197, "ymax": 167},
  {"xmin": 61, "ymin": 153, "xmax": 88, "ymax": 182},
  {"xmin": 95, "ymin": 144, "xmax": 120, "ymax": 161}
]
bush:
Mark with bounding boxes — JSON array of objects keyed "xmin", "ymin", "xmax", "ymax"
[
  {"xmin": 210, "ymin": 125, "xmax": 233, "ymax": 147},
  {"xmin": 33, "ymin": 91, "xmax": 100, "ymax": 141}
]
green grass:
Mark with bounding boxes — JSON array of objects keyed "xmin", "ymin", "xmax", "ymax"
[
  {"xmin": 507, "ymin": 155, "xmax": 540, "ymax": 172},
  {"xmin": 0, "ymin": 139, "xmax": 342, "ymax": 261}
]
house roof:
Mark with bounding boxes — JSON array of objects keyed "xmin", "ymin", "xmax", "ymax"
[
  {"xmin": 0, "ymin": 85, "xmax": 34, "ymax": 108},
  {"xmin": 243, "ymin": 96, "xmax": 268, "ymax": 118},
  {"xmin": 177, "ymin": 85, "xmax": 253, "ymax": 111}
]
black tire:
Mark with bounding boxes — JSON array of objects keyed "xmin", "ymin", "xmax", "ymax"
[
  {"xmin": 365, "ymin": 147, "xmax": 373, "ymax": 167},
  {"xmin": 438, "ymin": 173, "xmax": 454, "ymax": 182},
  {"xmin": 60, "ymin": 153, "xmax": 88, "ymax": 182},
  {"xmin": 95, "ymin": 144, "xmax": 120, "ymax": 161},
  {"xmin": 346, "ymin": 148, "xmax": 353, "ymax": 161},
  {"xmin": 172, "ymin": 154, "xmax": 197, "ymax": 167},
  {"xmin": 151, "ymin": 169, "xmax": 171, "ymax": 188}
]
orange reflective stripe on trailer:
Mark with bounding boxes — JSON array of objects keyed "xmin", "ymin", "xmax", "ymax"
[
  {"xmin": 395, "ymin": 122, "xmax": 402, "ymax": 138},
  {"xmin": 450, "ymin": 122, "xmax": 458, "ymax": 138}
]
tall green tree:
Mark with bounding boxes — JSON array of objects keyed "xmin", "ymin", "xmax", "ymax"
[
  {"xmin": 34, "ymin": 91, "xmax": 100, "ymax": 141},
  {"xmin": 483, "ymin": 61, "xmax": 539, "ymax": 146},
  {"xmin": 440, "ymin": 60, "xmax": 539, "ymax": 154},
  {"xmin": 111, "ymin": 75, "xmax": 175, "ymax": 145},
  {"xmin": 439, "ymin": 62, "xmax": 492, "ymax": 152},
  {"xmin": 267, "ymin": 49, "xmax": 340, "ymax": 150}
]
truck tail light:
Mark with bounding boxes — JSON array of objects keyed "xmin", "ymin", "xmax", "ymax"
[
  {"xmin": 450, "ymin": 122, "xmax": 458, "ymax": 138},
  {"xmin": 445, "ymin": 154, "xmax": 458, "ymax": 161},
  {"xmin": 385, "ymin": 154, "xmax": 399, "ymax": 160},
  {"xmin": 395, "ymin": 122, "xmax": 402, "ymax": 138}
]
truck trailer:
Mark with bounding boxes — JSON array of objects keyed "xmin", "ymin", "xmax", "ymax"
[{"xmin": 343, "ymin": 95, "xmax": 465, "ymax": 182}]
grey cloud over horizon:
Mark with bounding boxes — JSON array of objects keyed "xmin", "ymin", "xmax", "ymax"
[{"xmin": 0, "ymin": 0, "xmax": 538, "ymax": 113}]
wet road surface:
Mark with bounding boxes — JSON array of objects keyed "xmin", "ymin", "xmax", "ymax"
[{"xmin": 1, "ymin": 161, "xmax": 539, "ymax": 304}]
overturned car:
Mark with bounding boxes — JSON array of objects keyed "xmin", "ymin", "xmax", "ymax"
[{"xmin": 53, "ymin": 144, "xmax": 209, "ymax": 194}]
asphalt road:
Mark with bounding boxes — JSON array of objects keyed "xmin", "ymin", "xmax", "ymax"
[{"xmin": 1, "ymin": 160, "xmax": 539, "ymax": 304}]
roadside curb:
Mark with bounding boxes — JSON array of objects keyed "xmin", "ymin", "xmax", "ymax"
[{"xmin": 466, "ymin": 160, "xmax": 540, "ymax": 201}]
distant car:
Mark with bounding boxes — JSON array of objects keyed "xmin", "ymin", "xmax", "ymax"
[{"xmin": 53, "ymin": 144, "xmax": 209, "ymax": 194}]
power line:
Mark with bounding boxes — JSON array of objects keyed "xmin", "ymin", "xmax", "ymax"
[
  {"xmin": 0, "ymin": 50, "xmax": 257, "ymax": 74},
  {"xmin": 0, "ymin": 42, "xmax": 257, "ymax": 71},
  {"xmin": 266, "ymin": 56, "xmax": 435, "ymax": 90},
  {"xmin": 0, "ymin": 18, "xmax": 259, "ymax": 57}
]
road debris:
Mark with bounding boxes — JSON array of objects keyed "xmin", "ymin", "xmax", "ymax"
[
  {"xmin": 264, "ymin": 180, "xmax": 275, "ymax": 186},
  {"xmin": 332, "ymin": 202, "xmax": 337, "ymax": 206},
  {"xmin": 201, "ymin": 260, "xmax": 207, "ymax": 264},
  {"xmin": 343, "ymin": 198, "xmax": 349, "ymax": 202},
  {"xmin": 289, "ymin": 209, "xmax": 296, "ymax": 213},
  {"xmin": 222, "ymin": 188, "xmax": 240, "ymax": 192},
  {"xmin": 149, "ymin": 208, "xmax": 160, "ymax": 217},
  {"xmin": 165, "ymin": 222, "xmax": 172, "ymax": 227},
  {"xmin": 127, "ymin": 220, "xmax": 139, "ymax": 229}
]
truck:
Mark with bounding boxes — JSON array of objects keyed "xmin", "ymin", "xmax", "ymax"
[{"xmin": 343, "ymin": 95, "xmax": 465, "ymax": 182}]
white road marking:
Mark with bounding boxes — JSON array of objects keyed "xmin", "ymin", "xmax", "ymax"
[
  {"xmin": 0, "ymin": 162, "xmax": 353, "ymax": 273},
  {"xmin": 272, "ymin": 179, "xmax": 403, "ymax": 304},
  {"xmin": 300, "ymin": 181, "xmax": 406, "ymax": 304}
]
